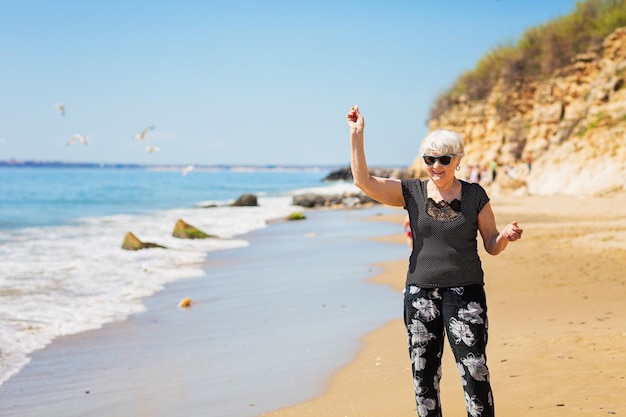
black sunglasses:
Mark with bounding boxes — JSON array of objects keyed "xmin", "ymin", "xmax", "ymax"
[{"xmin": 422, "ymin": 154, "xmax": 456, "ymax": 166}]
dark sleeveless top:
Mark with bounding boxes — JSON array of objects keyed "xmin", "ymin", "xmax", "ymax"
[{"xmin": 401, "ymin": 179, "xmax": 490, "ymax": 288}]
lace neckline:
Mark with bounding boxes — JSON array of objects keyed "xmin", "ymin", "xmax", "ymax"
[
  {"xmin": 426, "ymin": 198, "xmax": 462, "ymax": 220},
  {"xmin": 427, "ymin": 197, "xmax": 462, "ymax": 211}
]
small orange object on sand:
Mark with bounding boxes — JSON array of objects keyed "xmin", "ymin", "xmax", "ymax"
[{"xmin": 177, "ymin": 297, "xmax": 192, "ymax": 308}]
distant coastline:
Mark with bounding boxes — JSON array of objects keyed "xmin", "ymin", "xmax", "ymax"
[{"xmin": 0, "ymin": 160, "xmax": 343, "ymax": 172}]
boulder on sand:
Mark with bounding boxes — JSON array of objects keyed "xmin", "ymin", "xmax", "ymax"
[{"xmin": 121, "ymin": 232, "xmax": 166, "ymax": 251}]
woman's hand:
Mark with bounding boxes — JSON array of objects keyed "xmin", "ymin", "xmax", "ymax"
[
  {"xmin": 346, "ymin": 105, "xmax": 364, "ymax": 133},
  {"xmin": 501, "ymin": 221, "xmax": 523, "ymax": 242}
]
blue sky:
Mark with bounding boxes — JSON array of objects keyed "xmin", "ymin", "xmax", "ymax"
[{"xmin": 0, "ymin": 0, "xmax": 579, "ymax": 166}]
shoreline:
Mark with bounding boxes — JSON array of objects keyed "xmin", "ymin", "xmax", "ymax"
[{"xmin": 260, "ymin": 192, "xmax": 626, "ymax": 417}]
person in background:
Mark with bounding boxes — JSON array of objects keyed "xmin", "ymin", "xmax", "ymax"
[
  {"xmin": 346, "ymin": 105, "xmax": 523, "ymax": 417},
  {"xmin": 404, "ymin": 216, "xmax": 413, "ymax": 249},
  {"xmin": 480, "ymin": 164, "xmax": 491, "ymax": 185},
  {"xmin": 469, "ymin": 164, "xmax": 480, "ymax": 183},
  {"xmin": 489, "ymin": 160, "xmax": 498, "ymax": 182},
  {"xmin": 525, "ymin": 152, "xmax": 533, "ymax": 173}
]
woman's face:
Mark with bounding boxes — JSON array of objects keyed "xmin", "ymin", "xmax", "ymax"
[{"xmin": 422, "ymin": 152, "xmax": 460, "ymax": 182}]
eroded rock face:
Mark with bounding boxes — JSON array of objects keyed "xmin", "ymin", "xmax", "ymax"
[
  {"xmin": 411, "ymin": 27, "xmax": 626, "ymax": 196},
  {"xmin": 121, "ymin": 232, "xmax": 166, "ymax": 251},
  {"xmin": 172, "ymin": 219, "xmax": 216, "ymax": 239},
  {"xmin": 230, "ymin": 194, "xmax": 258, "ymax": 206}
]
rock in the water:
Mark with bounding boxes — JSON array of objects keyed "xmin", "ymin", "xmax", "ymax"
[
  {"xmin": 230, "ymin": 194, "xmax": 258, "ymax": 206},
  {"xmin": 121, "ymin": 232, "xmax": 166, "ymax": 251},
  {"xmin": 292, "ymin": 192, "xmax": 376, "ymax": 208},
  {"xmin": 172, "ymin": 219, "xmax": 215, "ymax": 239},
  {"xmin": 323, "ymin": 166, "xmax": 411, "ymax": 181}
]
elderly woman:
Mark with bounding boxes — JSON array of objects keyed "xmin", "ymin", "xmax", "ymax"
[{"xmin": 346, "ymin": 105, "xmax": 523, "ymax": 417}]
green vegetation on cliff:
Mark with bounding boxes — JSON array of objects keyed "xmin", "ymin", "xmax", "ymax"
[{"xmin": 430, "ymin": 0, "xmax": 626, "ymax": 120}]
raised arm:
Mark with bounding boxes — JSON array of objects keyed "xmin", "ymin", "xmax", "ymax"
[{"xmin": 346, "ymin": 105, "xmax": 404, "ymax": 207}]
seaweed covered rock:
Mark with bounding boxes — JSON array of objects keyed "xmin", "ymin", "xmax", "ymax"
[
  {"xmin": 172, "ymin": 219, "xmax": 216, "ymax": 239},
  {"xmin": 121, "ymin": 232, "xmax": 166, "ymax": 251},
  {"xmin": 286, "ymin": 212, "xmax": 306, "ymax": 221}
]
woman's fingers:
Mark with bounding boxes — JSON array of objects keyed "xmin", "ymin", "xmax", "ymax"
[
  {"xmin": 346, "ymin": 105, "xmax": 361, "ymax": 123},
  {"xmin": 504, "ymin": 221, "xmax": 523, "ymax": 241}
]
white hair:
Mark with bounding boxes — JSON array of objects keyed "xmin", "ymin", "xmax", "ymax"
[{"xmin": 419, "ymin": 130, "xmax": 465, "ymax": 158}]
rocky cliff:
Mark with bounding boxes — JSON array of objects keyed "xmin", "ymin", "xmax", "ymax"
[{"xmin": 409, "ymin": 27, "xmax": 626, "ymax": 196}]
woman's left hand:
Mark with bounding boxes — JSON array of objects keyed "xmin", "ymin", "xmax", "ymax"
[{"xmin": 502, "ymin": 221, "xmax": 523, "ymax": 242}]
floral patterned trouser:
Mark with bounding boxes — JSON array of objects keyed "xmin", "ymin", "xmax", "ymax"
[{"xmin": 403, "ymin": 284, "xmax": 494, "ymax": 417}]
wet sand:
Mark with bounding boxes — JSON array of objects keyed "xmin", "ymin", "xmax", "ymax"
[{"xmin": 260, "ymin": 192, "xmax": 626, "ymax": 417}]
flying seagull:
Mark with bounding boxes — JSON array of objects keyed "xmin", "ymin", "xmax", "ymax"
[
  {"xmin": 66, "ymin": 134, "xmax": 89, "ymax": 146},
  {"xmin": 145, "ymin": 146, "xmax": 160, "ymax": 154},
  {"xmin": 133, "ymin": 126, "xmax": 155, "ymax": 140},
  {"xmin": 182, "ymin": 165, "xmax": 194, "ymax": 176},
  {"xmin": 56, "ymin": 103, "xmax": 65, "ymax": 117}
]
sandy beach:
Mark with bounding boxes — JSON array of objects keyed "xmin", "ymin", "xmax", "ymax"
[
  {"xmin": 1, "ymin": 191, "xmax": 625, "ymax": 417},
  {"xmin": 261, "ymin": 191, "xmax": 626, "ymax": 417}
]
